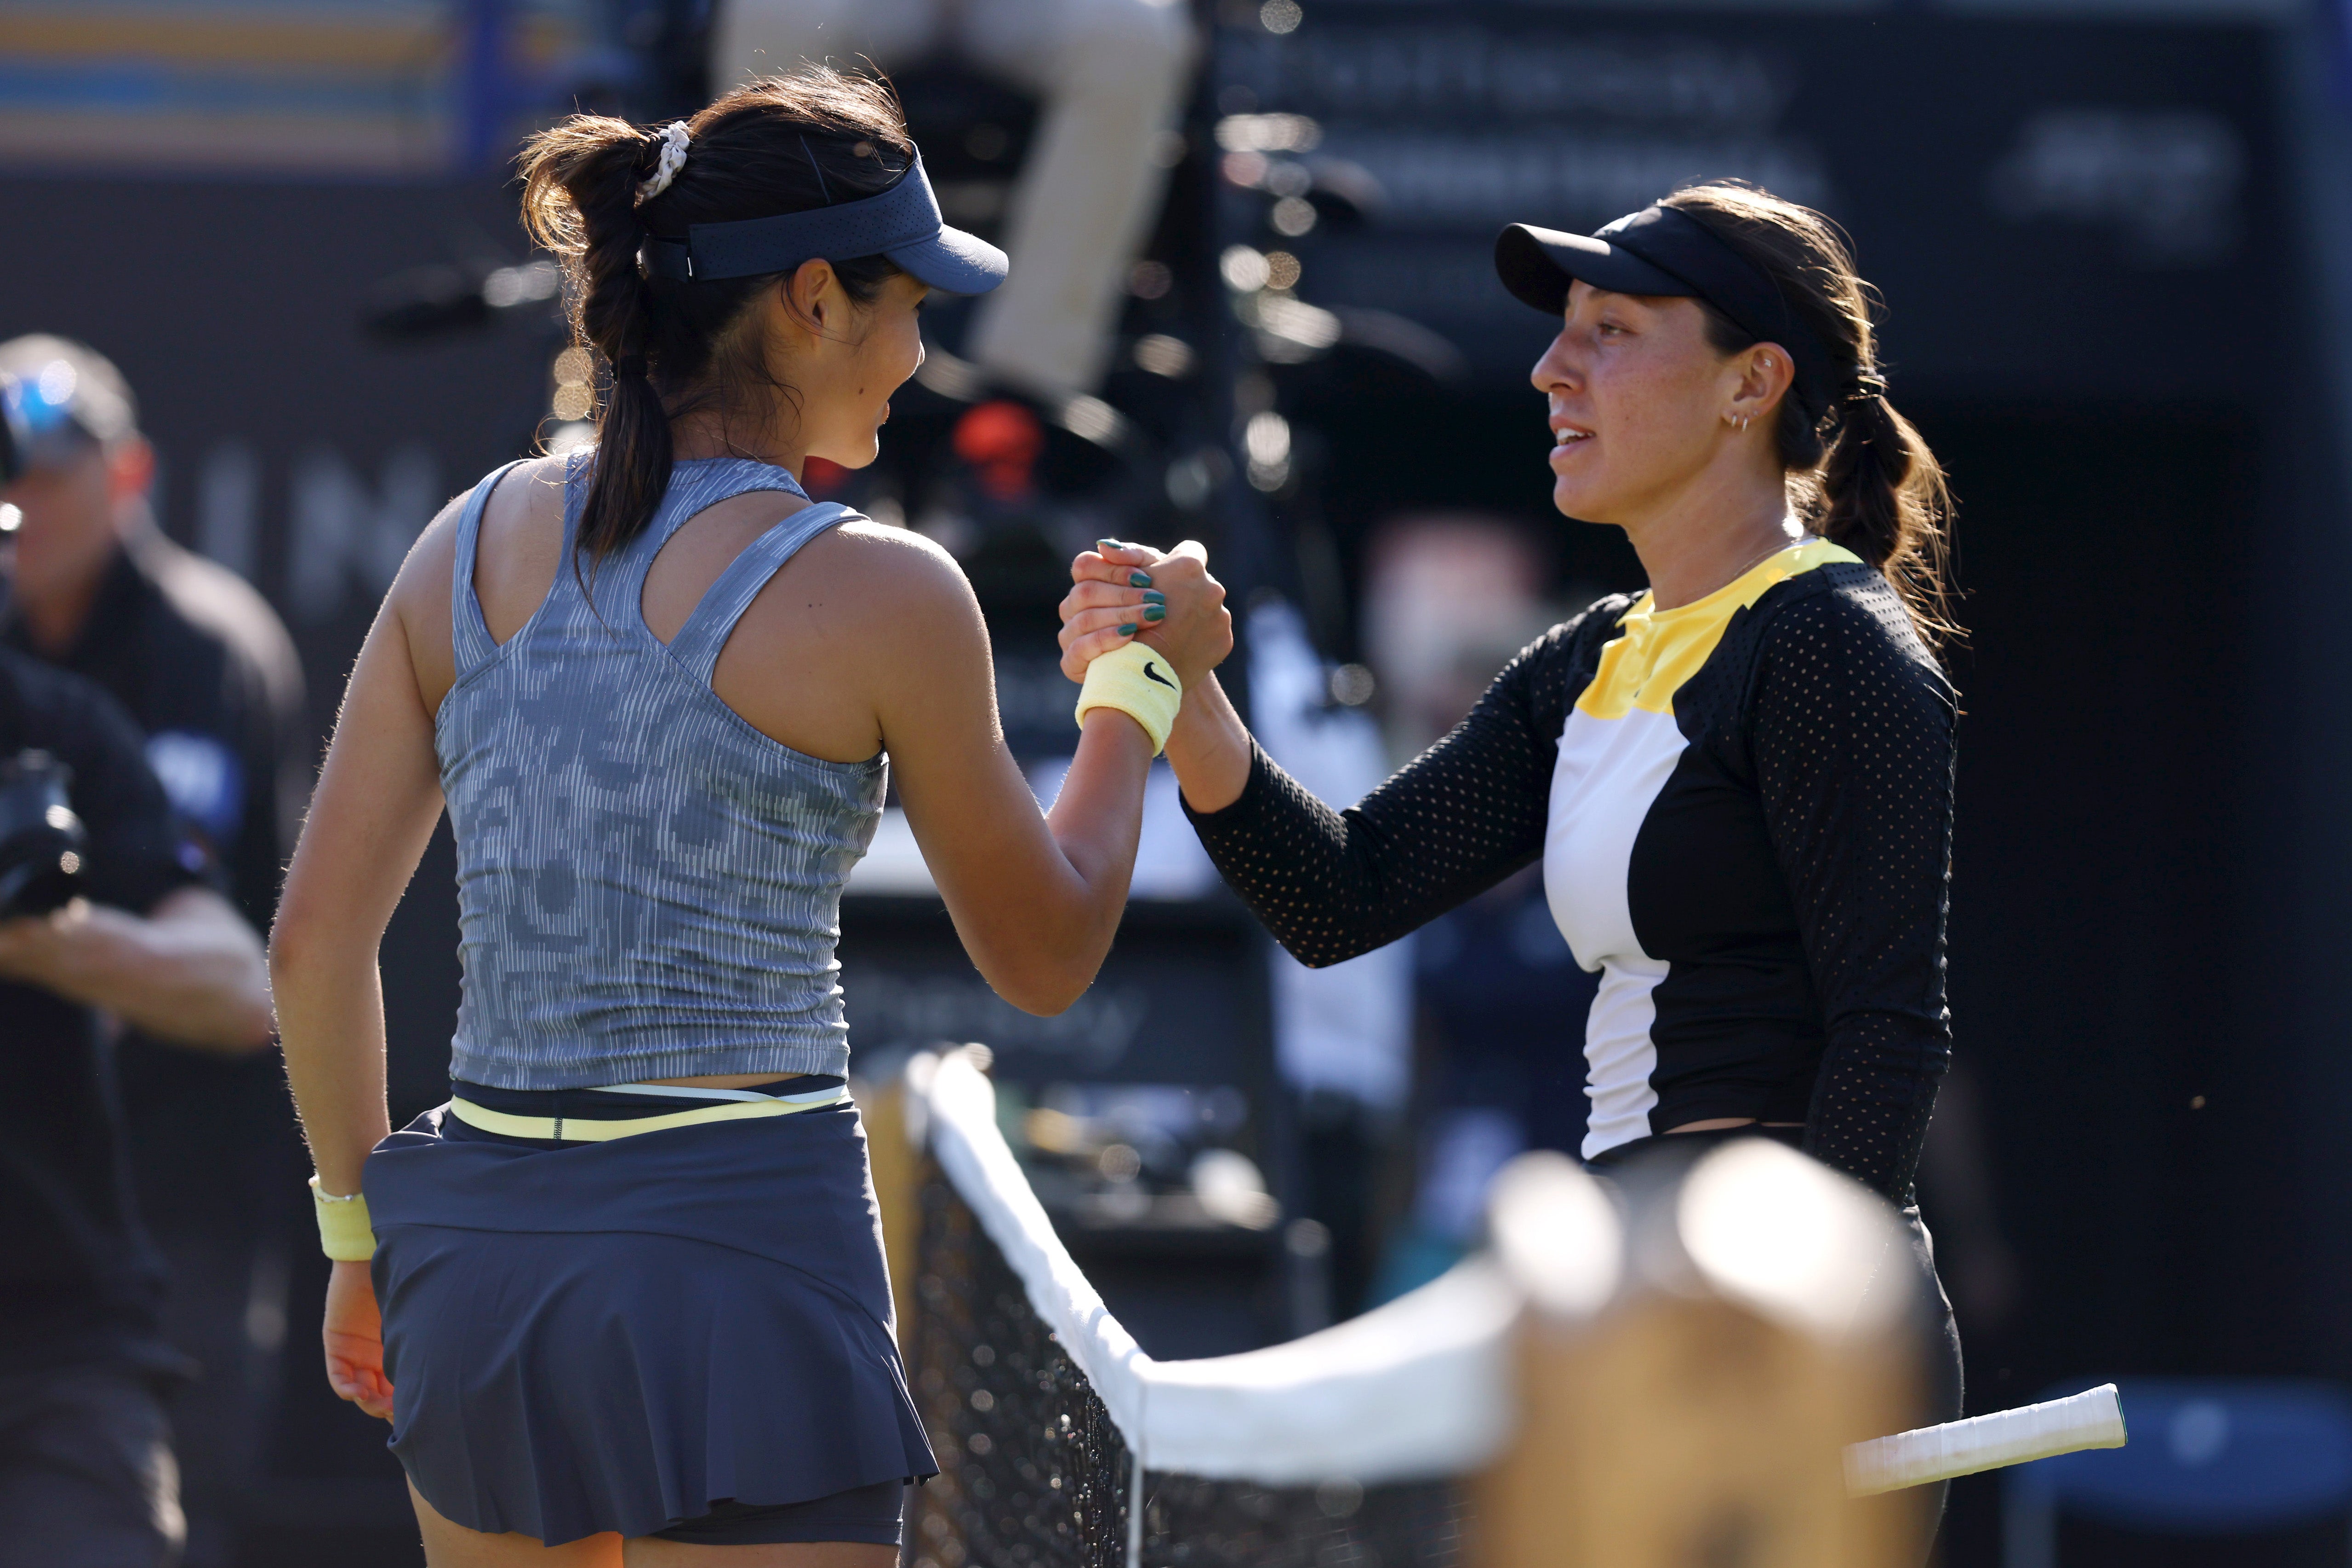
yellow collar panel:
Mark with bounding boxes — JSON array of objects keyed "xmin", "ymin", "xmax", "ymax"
[{"xmin": 1577, "ymin": 538, "xmax": 1859, "ymax": 722}]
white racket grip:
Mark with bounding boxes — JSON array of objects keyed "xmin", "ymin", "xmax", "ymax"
[{"xmin": 1843, "ymin": 1384, "xmax": 2127, "ymax": 1497}]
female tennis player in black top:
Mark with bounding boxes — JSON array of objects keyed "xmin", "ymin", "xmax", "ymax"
[{"xmin": 1064, "ymin": 180, "xmax": 1964, "ymax": 1506}]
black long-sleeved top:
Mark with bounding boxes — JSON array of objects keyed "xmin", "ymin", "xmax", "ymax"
[{"xmin": 1187, "ymin": 543, "xmax": 1956, "ymax": 1201}]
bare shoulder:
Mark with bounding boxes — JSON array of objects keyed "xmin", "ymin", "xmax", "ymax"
[
  {"xmin": 713, "ymin": 515, "xmax": 987, "ymax": 760},
  {"xmin": 390, "ymin": 456, "xmax": 566, "ymax": 703},
  {"xmin": 804, "ymin": 517, "xmax": 970, "ymax": 592},
  {"xmin": 391, "ymin": 457, "xmax": 562, "ymax": 604},
  {"xmin": 475, "ymin": 454, "xmax": 570, "ymax": 578},
  {"xmin": 769, "ymin": 517, "xmax": 982, "ymax": 639},
  {"xmin": 388, "ymin": 489, "xmax": 467, "ymax": 621},
  {"xmin": 381, "ymin": 488, "xmax": 473, "ymax": 707}
]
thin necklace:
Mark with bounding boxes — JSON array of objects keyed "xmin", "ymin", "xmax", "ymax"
[
  {"xmin": 1722, "ymin": 530, "xmax": 1812, "ymax": 585},
  {"xmin": 1653, "ymin": 530, "xmax": 1815, "ymax": 611}
]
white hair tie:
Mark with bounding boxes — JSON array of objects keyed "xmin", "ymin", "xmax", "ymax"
[{"xmin": 635, "ymin": 122, "xmax": 690, "ymax": 205}]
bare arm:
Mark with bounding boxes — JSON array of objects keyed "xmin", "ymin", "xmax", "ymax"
[
  {"xmin": 0, "ymin": 886, "xmax": 272, "ymax": 1053},
  {"xmin": 271, "ymin": 524, "xmax": 452, "ymax": 1197},
  {"xmin": 1160, "ymin": 672, "xmax": 1253, "ymax": 813},
  {"xmin": 879, "ymin": 536, "xmax": 1228, "ymax": 1013},
  {"xmin": 269, "ymin": 505, "xmax": 456, "ymax": 1424}
]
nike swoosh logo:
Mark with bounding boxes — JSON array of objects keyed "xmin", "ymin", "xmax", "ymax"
[{"xmin": 1143, "ymin": 661, "xmax": 1175, "ymax": 689}]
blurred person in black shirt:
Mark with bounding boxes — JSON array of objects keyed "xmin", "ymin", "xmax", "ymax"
[
  {"xmin": 0, "ymin": 646, "xmax": 274, "ymax": 1565},
  {"xmin": 0, "ymin": 337, "xmax": 304, "ymax": 1566},
  {"xmin": 0, "ymin": 338, "xmax": 304, "ymax": 932}
]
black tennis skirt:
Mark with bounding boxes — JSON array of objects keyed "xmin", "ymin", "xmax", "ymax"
[{"xmin": 363, "ymin": 1088, "xmax": 937, "ymax": 1546}]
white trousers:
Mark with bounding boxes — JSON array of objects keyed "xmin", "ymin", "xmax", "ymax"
[{"xmin": 714, "ymin": 0, "xmax": 1195, "ymax": 398}]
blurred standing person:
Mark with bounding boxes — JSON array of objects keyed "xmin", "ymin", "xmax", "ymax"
[
  {"xmin": 0, "ymin": 336, "xmax": 307, "ymax": 1568},
  {"xmin": 0, "ymin": 646, "xmax": 275, "ymax": 1567},
  {"xmin": 714, "ymin": 0, "xmax": 1194, "ymax": 402}
]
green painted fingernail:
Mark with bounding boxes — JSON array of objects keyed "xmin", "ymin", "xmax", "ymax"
[
  {"xmin": 1118, "ymin": 623, "xmax": 1138, "ymax": 636},
  {"xmin": 1143, "ymin": 605, "xmax": 1165, "ymax": 622},
  {"xmin": 1142, "ymin": 590, "xmax": 1166, "ymax": 605},
  {"xmin": 1130, "ymin": 571, "xmax": 1153, "ymax": 587},
  {"xmin": 1097, "ymin": 539, "xmax": 1117, "ymax": 552}
]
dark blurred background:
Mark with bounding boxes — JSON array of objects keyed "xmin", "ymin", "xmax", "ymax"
[{"xmin": 5, "ymin": 1, "xmax": 2352, "ymax": 1563}]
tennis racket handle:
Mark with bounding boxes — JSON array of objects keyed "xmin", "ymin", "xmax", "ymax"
[{"xmin": 1843, "ymin": 1384, "xmax": 2127, "ymax": 1497}]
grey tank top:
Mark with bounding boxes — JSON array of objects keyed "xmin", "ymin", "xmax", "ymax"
[{"xmin": 436, "ymin": 453, "xmax": 886, "ymax": 1089}]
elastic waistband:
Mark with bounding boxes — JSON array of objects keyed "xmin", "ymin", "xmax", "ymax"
[{"xmin": 447, "ymin": 1076, "xmax": 848, "ymax": 1145}]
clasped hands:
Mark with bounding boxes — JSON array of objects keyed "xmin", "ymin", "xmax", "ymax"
[{"xmin": 1058, "ymin": 539, "xmax": 1232, "ymax": 695}]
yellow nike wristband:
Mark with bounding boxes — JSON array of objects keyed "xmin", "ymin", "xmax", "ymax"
[
  {"xmin": 1075, "ymin": 639, "xmax": 1182, "ymax": 756},
  {"xmin": 310, "ymin": 1175, "xmax": 376, "ymax": 1262}
]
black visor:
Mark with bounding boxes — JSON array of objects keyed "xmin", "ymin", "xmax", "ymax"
[{"xmin": 1496, "ymin": 204, "xmax": 1837, "ymax": 421}]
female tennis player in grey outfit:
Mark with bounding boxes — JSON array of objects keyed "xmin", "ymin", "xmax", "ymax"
[{"xmin": 270, "ymin": 70, "xmax": 1228, "ymax": 1566}]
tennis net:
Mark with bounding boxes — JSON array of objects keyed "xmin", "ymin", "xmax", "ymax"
[
  {"xmin": 899, "ymin": 1049, "xmax": 1519, "ymax": 1568},
  {"xmin": 904, "ymin": 1163, "xmax": 1478, "ymax": 1568},
  {"xmin": 894, "ymin": 1049, "xmax": 2127, "ymax": 1568}
]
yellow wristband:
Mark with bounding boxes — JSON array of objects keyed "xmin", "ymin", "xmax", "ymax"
[
  {"xmin": 1075, "ymin": 639, "xmax": 1182, "ymax": 755},
  {"xmin": 310, "ymin": 1175, "xmax": 376, "ymax": 1262}
]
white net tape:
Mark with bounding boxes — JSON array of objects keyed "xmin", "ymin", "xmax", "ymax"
[
  {"xmin": 914, "ymin": 1049, "xmax": 2125, "ymax": 1501},
  {"xmin": 917, "ymin": 1049, "xmax": 1516, "ymax": 1484}
]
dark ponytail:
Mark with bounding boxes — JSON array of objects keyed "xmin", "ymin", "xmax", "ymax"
[
  {"xmin": 1664, "ymin": 183, "xmax": 1960, "ymax": 648},
  {"xmin": 521, "ymin": 116, "xmax": 673, "ymax": 564},
  {"xmin": 517, "ymin": 68, "xmax": 915, "ymax": 563},
  {"xmin": 1816, "ymin": 387, "xmax": 1953, "ymax": 645}
]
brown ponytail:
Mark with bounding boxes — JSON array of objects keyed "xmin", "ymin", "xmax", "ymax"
[
  {"xmin": 521, "ymin": 116, "xmax": 671, "ymax": 563},
  {"xmin": 517, "ymin": 68, "xmax": 915, "ymax": 563},
  {"xmin": 1662, "ymin": 183, "xmax": 1960, "ymax": 648}
]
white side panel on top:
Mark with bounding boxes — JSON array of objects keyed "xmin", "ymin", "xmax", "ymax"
[{"xmin": 1546, "ymin": 704, "xmax": 1687, "ymax": 1159}]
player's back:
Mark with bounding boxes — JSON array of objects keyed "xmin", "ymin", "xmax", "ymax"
[{"xmin": 436, "ymin": 452, "xmax": 885, "ymax": 1091}]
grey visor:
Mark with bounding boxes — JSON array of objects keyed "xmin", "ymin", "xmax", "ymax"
[{"xmin": 642, "ymin": 153, "xmax": 1007, "ymax": 295}]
